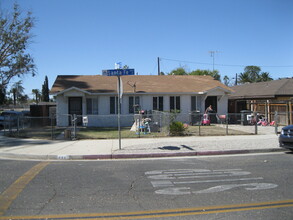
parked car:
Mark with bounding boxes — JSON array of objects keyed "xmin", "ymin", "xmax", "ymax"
[
  {"xmin": 279, "ymin": 125, "xmax": 293, "ymax": 151},
  {"xmin": 0, "ymin": 111, "xmax": 23, "ymax": 129}
]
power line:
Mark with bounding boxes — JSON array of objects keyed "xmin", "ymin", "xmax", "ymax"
[{"xmin": 160, "ymin": 57, "xmax": 293, "ymax": 68}]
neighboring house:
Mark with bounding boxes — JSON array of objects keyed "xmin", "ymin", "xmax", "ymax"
[
  {"xmin": 229, "ymin": 78, "xmax": 293, "ymax": 124},
  {"xmin": 50, "ymin": 75, "xmax": 233, "ymax": 127}
]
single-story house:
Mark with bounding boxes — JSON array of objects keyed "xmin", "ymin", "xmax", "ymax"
[
  {"xmin": 228, "ymin": 78, "xmax": 293, "ymax": 124},
  {"xmin": 50, "ymin": 75, "xmax": 234, "ymax": 127}
]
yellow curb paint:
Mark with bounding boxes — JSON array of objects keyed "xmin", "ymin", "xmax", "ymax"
[
  {"xmin": 1, "ymin": 199, "xmax": 292, "ymax": 219},
  {"xmin": 0, "ymin": 162, "xmax": 50, "ymax": 216}
]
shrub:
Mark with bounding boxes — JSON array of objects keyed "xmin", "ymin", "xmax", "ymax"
[{"xmin": 169, "ymin": 121, "xmax": 187, "ymax": 136}]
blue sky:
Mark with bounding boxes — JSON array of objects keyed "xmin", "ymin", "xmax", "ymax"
[{"xmin": 1, "ymin": 0, "xmax": 293, "ymax": 97}]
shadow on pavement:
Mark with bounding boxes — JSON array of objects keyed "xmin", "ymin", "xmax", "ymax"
[{"xmin": 0, "ymin": 132, "xmax": 58, "ymax": 148}]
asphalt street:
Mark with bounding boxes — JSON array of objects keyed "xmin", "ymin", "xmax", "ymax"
[{"xmin": 0, "ymin": 152, "xmax": 293, "ymax": 219}]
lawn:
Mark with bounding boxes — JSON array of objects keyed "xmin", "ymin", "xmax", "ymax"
[
  {"xmin": 5, "ymin": 125, "xmax": 251, "ymax": 140},
  {"xmin": 76, "ymin": 125, "xmax": 250, "ymax": 139}
]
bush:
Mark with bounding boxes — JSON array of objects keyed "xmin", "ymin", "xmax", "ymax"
[{"xmin": 169, "ymin": 121, "xmax": 187, "ymax": 136}]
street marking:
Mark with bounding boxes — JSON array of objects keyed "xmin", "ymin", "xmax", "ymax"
[
  {"xmin": 151, "ymin": 177, "xmax": 263, "ymax": 188},
  {"xmin": 146, "ymin": 168, "xmax": 278, "ymax": 195},
  {"xmin": 0, "ymin": 200, "xmax": 292, "ymax": 219},
  {"xmin": 155, "ymin": 183, "xmax": 278, "ymax": 195},
  {"xmin": 0, "ymin": 162, "xmax": 49, "ymax": 216},
  {"xmin": 194, "ymin": 183, "xmax": 278, "ymax": 193}
]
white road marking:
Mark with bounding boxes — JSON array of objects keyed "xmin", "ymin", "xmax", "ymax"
[
  {"xmin": 173, "ymin": 177, "xmax": 263, "ymax": 185},
  {"xmin": 194, "ymin": 183, "xmax": 278, "ymax": 193},
  {"xmin": 146, "ymin": 168, "xmax": 278, "ymax": 195}
]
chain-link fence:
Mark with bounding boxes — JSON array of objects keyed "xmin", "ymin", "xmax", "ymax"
[{"xmin": 1, "ymin": 111, "xmax": 290, "ymax": 140}]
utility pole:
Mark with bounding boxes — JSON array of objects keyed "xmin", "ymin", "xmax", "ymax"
[
  {"xmin": 157, "ymin": 57, "xmax": 161, "ymax": 75},
  {"xmin": 209, "ymin": 51, "xmax": 219, "ymax": 71}
]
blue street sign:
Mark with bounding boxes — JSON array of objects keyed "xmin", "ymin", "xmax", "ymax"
[{"xmin": 102, "ymin": 69, "xmax": 135, "ymax": 76}]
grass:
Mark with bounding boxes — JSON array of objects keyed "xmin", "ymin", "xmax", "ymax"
[
  {"xmin": 70, "ymin": 125, "xmax": 251, "ymax": 139},
  {"xmin": 77, "ymin": 127, "xmax": 167, "ymax": 139},
  {"xmin": 6, "ymin": 127, "xmax": 64, "ymax": 139},
  {"xmin": 4, "ymin": 125, "xmax": 251, "ymax": 140}
]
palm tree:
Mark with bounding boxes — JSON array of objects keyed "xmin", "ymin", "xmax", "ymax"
[
  {"xmin": 9, "ymin": 81, "xmax": 25, "ymax": 105},
  {"xmin": 32, "ymin": 89, "xmax": 40, "ymax": 104},
  {"xmin": 223, "ymin": 75, "xmax": 230, "ymax": 86},
  {"xmin": 258, "ymin": 72, "xmax": 273, "ymax": 82},
  {"xmin": 237, "ymin": 72, "xmax": 252, "ymax": 84}
]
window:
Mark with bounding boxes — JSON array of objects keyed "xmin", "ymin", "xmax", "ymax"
[
  {"xmin": 110, "ymin": 96, "xmax": 120, "ymax": 114},
  {"xmin": 170, "ymin": 96, "xmax": 180, "ymax": 112},
  {"xmin": 153, "ymin": 96, "xmax": 163, "ymax": 111},
  {"xmin": 129, "ymin": 96, "xmax": 140, "ymax": 113},
  {"xmin": 86, "ymin": 98, "xmax": 98, "ymax": 115},
  {"xmin": 191, "ymin": 96, "xmax": 197, "ymax": 111}
]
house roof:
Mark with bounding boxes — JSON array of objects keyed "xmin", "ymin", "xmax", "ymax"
[
  {"xmin": 50, "ymin": 75, "xmax": 234, "ymax": 95},
  {"xmin": 229, "ymin": 78, "xmax": 293, "ymax": 100}
]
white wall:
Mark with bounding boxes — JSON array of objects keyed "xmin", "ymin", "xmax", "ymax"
[
  {"xmin": 55, "ymin": 90, "xmax": 229, "ymax": 127},
  {"xmin": 56, "ymin": 95, "xmax": 68, "ymax": 126}
]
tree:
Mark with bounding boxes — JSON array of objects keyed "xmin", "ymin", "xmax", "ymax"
[
  {"xmin": 258, "ymin": 72, "xmax": 273, "ymax": 82},
  {"xmin": 237, "ymin": 66, "xmax": 273, "ymax": 84},
  {"xmin": 243, "ymin": 66, "xmax": 261, "ymax": 82},
  {"xmin": 0, "ymin": 87, "xmax": 6, "ymax": 104},
  {"xmin": 32, "ymin": 89, "xmax": 40, "ymax": 104},
  {"xmin": 223, "ymin": 75, "xmax": 230, "ymax": 86},
  {"xmin": 41, "ymin": 76, "xmax": 49, "ymax": 102},
  {"xmin": 168, "ymin": 67, "xmax": 188, "ymax": 75},
  {"xmin": 9, "ymin": 80, "xmax": 24, "ymax": 105},
  {"xmin": 189, "ymin": 69, "xmax": 221, "ymax": 81},
  {"xmin": 0, "ymin": 4, "xmax": 35, "ymax": 92},
  {"xmin": 168, "ymin": 67, "xmax": 221, "ymax": 81},
  {"xmin": 237, "ymin": 72, "xmax": 252, "ymax": 84}
]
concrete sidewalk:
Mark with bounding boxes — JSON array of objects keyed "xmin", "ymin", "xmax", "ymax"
[{"xmin": 0, "ymin": 129, "xmax": 285, "ymax": 160}]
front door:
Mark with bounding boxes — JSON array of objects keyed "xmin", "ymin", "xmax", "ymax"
[
  {"xmin": 205, "ymin": 96, "xmax": 217, "ymax": 123},
  {"xmin": 205, "ymin": 96, "xmax": 217, "ymax": 112},
  {"xmin": 68, "ymin": 97, "xmax": 82, "ymax": 125}
]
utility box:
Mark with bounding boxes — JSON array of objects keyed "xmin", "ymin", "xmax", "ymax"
[
  {"xmin": 64, "ymin": 129, "xmax": 71, "ymax": 139},
  {"xmin": 241, "ymin": 110, "xmax": 253, "ymax": 125}
]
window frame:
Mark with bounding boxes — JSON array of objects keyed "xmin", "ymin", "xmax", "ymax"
[
  {"xmin": 170, "ymin": 96, "xmax": 181, "ymax": 113},
  {"xmin": 153, "ymin": 96, "xmax": 164, "ymax": 111},
  {"xmin": 110, "ymin": 96, "xmax": 120, "ymax": 114},
  {"xmin": 86, "ymin": 98, "xmax": 98, "ymax": 115},
  {"xmin": 129, "ymin": 96, "xmax": 140, "ymax": 114},
  {"xmin": 191, "ymin": 96, "xmax": 198, "ymax": 111}
]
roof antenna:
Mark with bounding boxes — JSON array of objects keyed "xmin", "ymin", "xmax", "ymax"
[{"xmin": 127, "ymin": 81, "xmax": 136, "ymax": 93}]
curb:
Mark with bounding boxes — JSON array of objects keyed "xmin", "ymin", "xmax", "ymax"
[{"xmin": 0, "ymin": 148, "xmax": 286, "ymax": 161}]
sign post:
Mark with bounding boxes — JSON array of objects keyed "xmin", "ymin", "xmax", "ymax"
[
  {"xmin": 104, "ymin": 69, "xmax": 134, "ymax": 150},
  {"xmin": 117, "ymin": 75, "xmax": 121, "ymax": 150}
]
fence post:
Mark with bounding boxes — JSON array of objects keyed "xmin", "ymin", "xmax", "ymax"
[
  {"xmin": 274, "ymin": 111, "xmax": 278, "ymax": 135},
  {"xmin": 17, "ymin": 115, "xmax": 20, "ymax": 136},
  {"xmin": 51, "ymin": 115, "xmax": 54, "ymax": 140},
  {"xmin": 226, "ymin": 113, "xmax": 228, "ymax": 135},
  {"xmin": 198, "ymin": 123, "xmax": 201, "ymax": 136},
  {"xmin": 73, "ymin": 114, "xmax": 76, "ymax": 140},
  {"xmin": 254, "ymin": 112, "xmax": 258, "ymax": 135}
]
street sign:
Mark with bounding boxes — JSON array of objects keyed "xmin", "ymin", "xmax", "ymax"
[
  {"xmin": 101, "ymin": 68, "xmax": 135, "ymax": 150},
  {"xmin": 102, "ymin": 69, "xmax": 135, "ymax": 76}
]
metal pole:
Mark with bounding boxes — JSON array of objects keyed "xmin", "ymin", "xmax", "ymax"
[
  {"xmin": 157, "ymin": 57, "xmax": 160, "ymax": 75},
  {"xmin": 226, "ymin": 114, "xmax": 228, "ymax": 135},
  {"xmin": 254, "ymin": 112, "xmax": 258, "ymax": 135},
  {"xmin": 117, "ymin": 75, "xmax": 121, "ymax": 150}
]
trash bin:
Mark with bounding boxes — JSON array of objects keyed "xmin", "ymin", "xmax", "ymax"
[
  {"xmin": 240, "ymin": 110, "xmax": 253, "ymax": 125},
  {"xmin": 190, "ymin": 111, "xmax": 201, "ymax": 125},
  {"xmin": 64, "ymin": 129, "xmax": 71, "ymax": 139}
]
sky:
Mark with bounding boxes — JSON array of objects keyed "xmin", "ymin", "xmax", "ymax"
[{"xmin": 1, "ymin": 0, "xmax": 293, "ymax": 97}]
